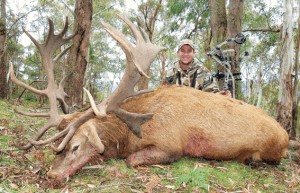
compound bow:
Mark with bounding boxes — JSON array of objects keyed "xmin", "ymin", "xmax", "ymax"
[{"xmin": 207, "ymin": 33, "xmax": 247, "ymax": 98}]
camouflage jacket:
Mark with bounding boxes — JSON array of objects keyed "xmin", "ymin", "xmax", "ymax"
[{"xmin": 164, "ymin": 58, "xmax": 219, "ymax": 93}]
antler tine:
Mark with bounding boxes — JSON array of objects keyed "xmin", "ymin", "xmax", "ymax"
[
  {"xmin": 45, "ymin": 18, "xmax": 55, "ymax": 48},
  {"xmin": 57, "ymin": 73, "xmax": 73, "ymax": 114},
  {"xmin": 28, "ymin": 125, "xmax": 69, "ymax": 146},
  {"xmin": 22, "ymin": 27, "xmax": 43, "ymax": 55},
  {"xmin": 14, "ymin": 109, "xmax": 50, "ymax": 117},
  {"xmin": 83, "ymin": 88, "xmax": 105, "ymax": 117},
  {"xmin": 117, "ymin": 14, "xmax": 145, "ymax": 45},
  {"xmin": 17, "ymin": 118, "xmax": 60, "ymax": 149},
  {"xmin": 58, "ymin": 72, "xmax": 72, "ymax": 98},
  {"xmin": 54, "ymin": 44, "xmax": 73, "ymax": 63},
  {"xmin": 44, "ymin": 18, "xmax": 77, "ymax": 55},
  {"xmin": 9, "ymin": 62, "xmax": 46, "ymax": 96},
  {"xmin": 102, "ymin": 26, "xmax": 149, "ymax": 78},
  {"xmin": 57, "ymin": 17, "xmax": 69, "ymax": 39},
  {"xmin": 100, "ymin": 21, "xmax": 134, "ymax": 51}
]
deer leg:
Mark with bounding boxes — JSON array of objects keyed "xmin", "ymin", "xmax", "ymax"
[{"xmin": 126, "ymin": 146, "xmax": 181, "ymax": 166}]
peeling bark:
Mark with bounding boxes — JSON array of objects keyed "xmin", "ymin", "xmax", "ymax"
[
  {"xmin": 275, "ymin": 0, "xmax": 293, "ymax": 134},
  {"xmin": 65, "ymin": 0, "xmax": 93, "ymax": 107},
  {"xmin": 0, "ymin": 0, "xmax": 7, "ymax": 99}
]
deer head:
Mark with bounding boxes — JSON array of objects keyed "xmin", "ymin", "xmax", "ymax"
[{"xmin": 13, "ymin": 15, "xmax": 165, "ymax": 152}]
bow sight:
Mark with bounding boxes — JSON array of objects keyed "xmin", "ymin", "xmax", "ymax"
[{"xmin": 207, "ymin": 33, "xmax": 247, "ymax": 98}]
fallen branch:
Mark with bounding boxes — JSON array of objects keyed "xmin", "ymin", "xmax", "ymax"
[
  {"xmin": 82, "ymin": 165, "xmax": 105, "ymax": 170},
  {"xmin": 97, "ymin": 182, "xmax": 134, "ymax": 189},
  {"xmin": 0, "ymin": 148, "xmax": 20, "ymax": 151}
]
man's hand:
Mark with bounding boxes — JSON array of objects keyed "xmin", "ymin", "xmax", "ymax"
[{"xmin": 219, "ymin": 90, "xmax": 232, "ymax": 97}]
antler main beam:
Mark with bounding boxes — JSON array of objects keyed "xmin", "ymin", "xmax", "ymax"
[{"xmin": 11, "ymin": 17, "xmax": 77, "ymax": 150}]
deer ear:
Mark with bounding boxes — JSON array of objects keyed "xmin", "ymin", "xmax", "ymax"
[{"xmin": 85, "ymin": 122, "xmax": 105, "ymax": 154}]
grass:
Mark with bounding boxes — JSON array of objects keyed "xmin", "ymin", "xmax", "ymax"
[{"xmin": 0, "ymin": 99, "xmax": 299, "ymax": 192}]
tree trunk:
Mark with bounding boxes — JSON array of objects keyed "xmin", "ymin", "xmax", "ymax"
[
  {"xmin": 208, "ymin": 0, "xmax": 227, "ymax": 90},
  {"xmin": 256, "ymin": 56, "xmax": 263, "ymax": 108},
  {"xmin": 227, "ymin": 0, "xmax": 243, "ymax": 98},
  {"xmin": 247, "ymin": 79, "xmax": 253, "ymax": 104},
  {"xmin": 65, "ymin": 0, "xmax": 93, "ymax": 107},
  {"xmin": 276, "ymin": 0, "xmax": 293, "ymax": 135},
  {"xmin": 0, "ymin": 0, "xmax": 7, "ymax": 99},
  {"xmin": 291, "ymin": 0, "xmax": 300, "ymax": 139},
  {"xmin": 204, "ymin": 29, "xmax": 212, "ymax": 70}
]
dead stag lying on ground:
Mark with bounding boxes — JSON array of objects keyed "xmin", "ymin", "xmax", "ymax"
[
  {"xmin": 48, "ymin": 85, "xmax": 289, "ymax": 180},
  {"xmin": 9, "ymin": 15, "xmax": 289, "ymax": 181}
]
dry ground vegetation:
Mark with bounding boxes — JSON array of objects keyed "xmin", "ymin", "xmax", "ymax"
[{"xmin": 0, "ymin": 99, "xmax": 299, "ymax": 193}]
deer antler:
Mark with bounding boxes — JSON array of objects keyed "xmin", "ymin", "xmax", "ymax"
[
  {"xmin": 94, "ymin": 14, "xmax": 166, "ymax": 133},
  {"xmin": 31, "ymin": 14, "xmax": 165, "ymax": 152},
  {"xmin": 10, "ymin": 17, "xmax": 76, "ymax": 150}
]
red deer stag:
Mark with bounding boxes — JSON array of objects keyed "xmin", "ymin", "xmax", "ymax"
[{"xmin": 11, "ymin": 15, "xmax": 289, "ymax": 181}]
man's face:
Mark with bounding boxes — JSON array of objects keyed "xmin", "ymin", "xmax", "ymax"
[{"xmin": 177, "ymin": 45, "xmax": 196, "ymax": 69}]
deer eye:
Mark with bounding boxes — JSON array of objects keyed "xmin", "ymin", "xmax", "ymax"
[{"xmin": 72, "ymin": 145, "xmax": 79, "ymax": 152}]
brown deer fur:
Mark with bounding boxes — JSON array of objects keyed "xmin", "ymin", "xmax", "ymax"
[{"xmin": 48, "ymin": 85, "xmax": 289, "ymax": 180}]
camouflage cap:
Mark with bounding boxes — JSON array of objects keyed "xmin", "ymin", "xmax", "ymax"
[{"xmin": 178, "ymin": 39, "xmax": 196, "ymax": 51}]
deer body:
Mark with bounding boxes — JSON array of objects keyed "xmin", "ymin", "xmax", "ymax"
[{"xmin": 48, "ymin": 85, "xmax": 289, "ymax": 180}]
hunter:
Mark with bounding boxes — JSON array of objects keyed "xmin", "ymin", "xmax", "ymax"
[{"xmin": 164, "ymin": 39, "xmax": 231, "ymax": 97}]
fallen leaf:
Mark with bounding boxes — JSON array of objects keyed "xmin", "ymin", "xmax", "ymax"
[
  {"xmin": 31, "ymin": 169, "xmax": 41, "ymax": 174},
  {"xmin": 216, "ymin": 167, "xmax": 228, "ymax": 171},
  {"xmin": 130, "ymin": 188, "xmax": 143, "ymax": 193},
  {"xmin": 165, "ymin": 185, "xmax": 175, "ymax": 189},
  {"xmin": 228, "ymin": 178, "xmax": 235, "ymax": 190},
  {"xmin": 242, "ymin": 188, "xmax": 249, "ymax": 193},
  {"xmin": 194, "ymin": 162, "xmax": 207, "ymax": 169},
  {"xmin": 9, "ymin": 183, "xmax": 18, "ymax": 189},
  {"xmin": 12, "ymin": 169, "xmax": 20, "ymax": 174},
  {"xmin": 145, "ymin": 175, "xmax": 161, "ymax": 192},
  {"xmin": 86, "ymin": 184, "xmax": 95, "ymax": 188},
  {"xmin": 151, "ymin": 165, "xmax": 166, "ymax": 169},
  {"xmin": 1, "ymin": 119, "xmax": 9, "ymax": 125}
]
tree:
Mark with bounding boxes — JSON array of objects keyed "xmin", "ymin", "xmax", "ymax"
[
  {"xmin": 65, "ymin": 0, "xmax": 93, "ymax": 106},
  {"xmin": 291, "ymin": 0, "xmax": 300, "ymax": 139},
  {"xmin": 227, "ymin": 0, "xmax": 243, "ymax": 98},
  {"xmin": 0, "ymin": 0, "xmax": 7, "ymax": 99},
  {"xmin": 208, "ymin": 0, "xmax": 228, "ymax": 90},
  {"xmin": 275, "ymin": 0, "xmax": 293, "ymax": 135}
]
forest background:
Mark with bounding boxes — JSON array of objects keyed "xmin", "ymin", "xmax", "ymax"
[{"xmin": 0, "ymin": 0, "xmax": 299, "ymax": 138}]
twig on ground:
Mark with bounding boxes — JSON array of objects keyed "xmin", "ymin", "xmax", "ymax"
[
  {"xmin": 97, "ymin": 182, "xmax": 133, "ymax": 189},
  {"xmin": 0, "ymin": 149, "xmax": 20, "ymax": 151},
  {"xmin": 209, "ymin": 185, "xmax": 227, "ymax": 193},
  {"xmin": 59, "ymin": 185, "xmax": 69, "ymax": 193}
]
